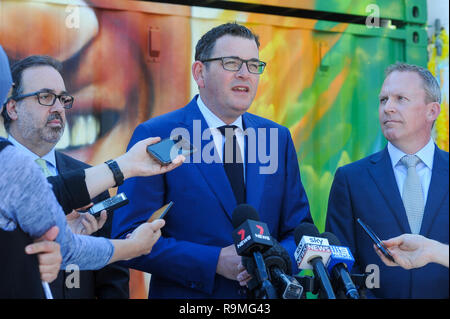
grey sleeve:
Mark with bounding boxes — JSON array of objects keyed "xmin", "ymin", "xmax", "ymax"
[{"xmin": 0, "ymin": 145, "xmax": 114, "ymax": 270}]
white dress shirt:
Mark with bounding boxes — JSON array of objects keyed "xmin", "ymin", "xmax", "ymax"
[{"xmin": 196, "ymin": 95, "xmax": 246, "ymax": 180}]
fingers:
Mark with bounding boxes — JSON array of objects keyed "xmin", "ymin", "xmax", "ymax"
[
  {"xmin": 237, "ymin": 262, "xmax": 252, "ymax": 286},
  {"xmin": 66, "ymin": 209, "xmax": 80, "ymax": 221},
  {"xmin": 381, "ymin": 235, "xmax": 405, "ymax": 248},
  {"xmin": 81, "ymin": 212, "xmax": 100, "ymax": 235},
  {"xmin": 374, "ymin": 244, "xmax": 397, "ymax": 267},
  {"xmin": 148, "ymin": 218, "xmax": 166, "ymax": 231},
  {"xmin": 25, "ymin": 240, "xmax": 62, "ymax": 283},
  {"xmin": 141, "ymin": 136, "xmax": 162, "ymax": 146},
  {"xmin": 97, "ymin": 210, "xmax": 108, "ymax": 229}
]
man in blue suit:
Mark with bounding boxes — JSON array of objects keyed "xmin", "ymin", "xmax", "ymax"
[
  {"xmin": 111, "ymin": 23, "xmax": 312, "ymax": 298},
  {"xmin": 326, "ymin": 62, "xmax": 448, "ymax": 298}
]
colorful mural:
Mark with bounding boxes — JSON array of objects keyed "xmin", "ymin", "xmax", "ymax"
[{"xmin": 1, "ymin": 0, "xmax": 440, "ymax": 298}]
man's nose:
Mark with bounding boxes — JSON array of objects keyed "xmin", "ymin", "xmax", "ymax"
[
  {"xmin": 382, "ymin": 98, "xmax": 396, "ymax": 113},
  {"xmin": 236, "ymin": 62, "xmax": 251, "ymax": 78},
  {"xmin": 50, "ymin": 97, "xmax": 65, "ymax": 112}
]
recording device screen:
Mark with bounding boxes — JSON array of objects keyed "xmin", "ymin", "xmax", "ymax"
[
  {"xmin": 147, "ymin": 135, "xmax": 196, "ymax": 165},
  {"xmin": 147, "ymin": 201, "xmax": 173, "ymax": 222},
  {"xmin": 357, "ymin": 218, "xmax": 395, "ymax": 263},
  {"xmin": 88, "ymin": 192, "xmax": 129, "ymax": 217}
]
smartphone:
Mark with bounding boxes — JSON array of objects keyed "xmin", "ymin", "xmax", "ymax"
[
  {"xmin": 88, "ymin": 193, "xmax": 129, "ymax": 217},
  {"xmin": 146, "ymin": 135, "xmax": 196, "ymax": 166},
  {"xmin": 357, "ymin": 218, "xmax": 396, "ymax": 263},
  {"xmin": 147, "ymin": 201, "xmax": 173, "ymax": 222}
]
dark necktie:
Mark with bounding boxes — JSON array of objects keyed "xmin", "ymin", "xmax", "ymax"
[{"xmin": 218, "ymin": 125, "xmax": 246, "ymax": 204}]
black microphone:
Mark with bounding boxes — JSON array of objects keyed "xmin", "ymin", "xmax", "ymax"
[
  {"xmin": 320, "ymin": 232, "xmax": 360, "ymax": 299},
  {"xmin": 294, "ymin": 223, "xmax": 336, "ymax": 299},
  {"xmin": 264, "ymin": 239, "xmax": 303, "ymax": 299},
  {"xmin": 231, "ymin": 204, "xmax": 277, "ymax": 299}
]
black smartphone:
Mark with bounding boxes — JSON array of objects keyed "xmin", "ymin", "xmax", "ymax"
[
  {"xmin": 146, "ymin": 135, "xmax": 196, "ymax": 166},
  {"xmin": 147, "ymin": 201, "xmax": 173, "ymax": 222},
  {"xmin": 88, "ymin": 193, "xmax": 129, "ymax": 217},
  {"xmin": 357, "ymin": 218, "xmax": 395, "ymax": 263}
]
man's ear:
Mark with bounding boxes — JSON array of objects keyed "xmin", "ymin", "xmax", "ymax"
[
  {"xmin": 192, "ymin": 61, "xmax": 206, "ymax": 88},
  {"xmin": 5, "ymin": 99, "xmax": 18, "ymax": 121},
  {"xmin": 426, "ymin": 101, "xmax": 441, "ymax": 122}
]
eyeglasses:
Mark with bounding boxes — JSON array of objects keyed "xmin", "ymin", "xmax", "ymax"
[
  {"xmin": 12, "ymin": 90, "xmax": 74, "ymax": 109},
  {"xmin": 201, "ymin": 56, "xmax": 267, "ymax": 74}
]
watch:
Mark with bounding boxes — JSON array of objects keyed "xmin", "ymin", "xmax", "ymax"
[{"xmin": 105, "ymin": 159, "xmax": 124, "ymax": 187}]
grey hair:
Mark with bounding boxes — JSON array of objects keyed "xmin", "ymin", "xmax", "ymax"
[{"xmin": 385, "ymin": 62, "xmax": 441, "ymax": 104}]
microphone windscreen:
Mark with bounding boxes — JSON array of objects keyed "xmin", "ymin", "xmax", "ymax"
[
  {"xmin": 320, "ymin": 232, "xmax": 341, "ymax": 246},
  {"xmin": 294, "ymin": 222, "xmax": 320, "ymax": 245},
  {"xmin": 264, "ymin": 238, "xmax": 292, "ymax": 275},
  {"xmin": 231, "ymin": 204, "xmax": 260, "ymax": 228}
]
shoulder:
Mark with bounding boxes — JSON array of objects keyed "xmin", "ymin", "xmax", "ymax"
[
  {"xmin": 244, "ymin": 112, "xmax": 287, "ymax": 130},
  {"xmin": 56, "ymin": 151, "xmax": 91, "ymax": 170},
  {"xmin": 137, "ymin": 102, "xmax": 193, "ymax": 134},
  {"xmin": 336, "ymin": 148, "xmax": 386, "ymax": 176}
]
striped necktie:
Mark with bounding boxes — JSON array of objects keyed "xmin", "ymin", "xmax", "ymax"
[
  {"xmin": 35, "ymin": 158, "xmax": 53, "ymax": 177},
  {"xmin": 400, "ymin": 155, "xmax": 424, "ymax": 234}
]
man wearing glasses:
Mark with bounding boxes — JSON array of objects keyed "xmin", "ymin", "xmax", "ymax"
[
  {"xmin": 111, "ymin": 23, "xmax": 312, "ymax": 298},
  {"xmin": 1, "ymin": 55, "xmax": 130, "ymax": 299}
]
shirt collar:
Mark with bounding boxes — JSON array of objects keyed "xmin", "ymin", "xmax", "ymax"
[
  {"xmin": 7, "ymin": 134, "xmax": 57, "ymax": 168},
  {"xmin": 196, "ymin": 95, "xmax": 243, "ymax": 131},
  {"xmin": 388, "ymin": 138, "xmax": 435, "ymax": 169}
]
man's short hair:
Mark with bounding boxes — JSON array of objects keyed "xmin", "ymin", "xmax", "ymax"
[
  {"xmin": 385, "ymin": 62, "xmax": 441, "ymax": 104},
  {"xmin": 194, "ymin": 22, "xmax": 260, "ymax": 62},
  {"xmin": 1, "ymin": 55, "xmax": 62, "ymax": 131}
]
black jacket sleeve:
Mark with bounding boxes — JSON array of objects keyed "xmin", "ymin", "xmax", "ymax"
[{"xmin": 47, "ymin": 169, "xmax": 91, "ymax": 214}]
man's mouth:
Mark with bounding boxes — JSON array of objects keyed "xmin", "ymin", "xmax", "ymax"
[
  {"xmin": 232, "ymin": 85, "xmax": 249, "ymax": 93},
  {"xmin": 55, "ymin": 110, "xmax": 120, "ymax": 150}
]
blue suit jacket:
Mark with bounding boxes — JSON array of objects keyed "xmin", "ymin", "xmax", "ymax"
[
  {"xmin": 326, "ymin": 146, "xmax": 449, "ymax": 298},
  {"xmin": 111, "ymin": 96, "xmax": 312, "ymax": 298}
]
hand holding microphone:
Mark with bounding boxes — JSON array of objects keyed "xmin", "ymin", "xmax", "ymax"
[{"xmin": 231, "ymin": 204, "xmax": 277, "ymax": 299}]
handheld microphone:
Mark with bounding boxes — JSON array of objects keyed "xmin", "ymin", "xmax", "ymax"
[
  {"xmin": 231, "ymin": 204, "xmax": 277, "ymax": 299},
  {"xmin": 321, "ymin": 232, "xmax": 359, "ymax": 299},
  {"xmin": 294, "ymin": 223, "xmax": 336, "ymax": 299}
]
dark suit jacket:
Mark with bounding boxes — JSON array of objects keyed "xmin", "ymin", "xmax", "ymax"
[
  {"xmin": 48, "ymin": 151, "xmax": 129, "ymax": 299},
  {"xmin": 111, "ymin": 96, "xmax": 312, "ymax": 298},
  {"xmin": 326, "ymin": 146, "xmax": 449, "ymax": 298}
]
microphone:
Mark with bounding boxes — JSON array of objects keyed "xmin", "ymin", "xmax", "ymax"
[
  {"xmin": 264, "ymin": 239, "xmax": 303, "ymax": 299},
  {"xmin": 231, "ymin": 204, "xmax": 277, "ymax": 299},
  {"xmin": 321, "ymin": 232, "xmax": 359, "ymax": 299},
  {"xmin": 294, "ymin": 223, "xmax": 336, "ymax": 299},
  {"xmin": 242, "ymin": 238, "xmax": 304, "ymax": 299}
]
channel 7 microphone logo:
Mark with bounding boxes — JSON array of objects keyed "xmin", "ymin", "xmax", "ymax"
[{"xmin": 238, "ymin": 224, "xmax": 264, "ymax": 240}]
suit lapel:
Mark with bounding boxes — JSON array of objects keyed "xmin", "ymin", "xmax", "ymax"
[
  {"xmin": 179, "ymin": 99, "xmax": 237, "ymax": 220},
  {"xmin": 420, "ymin": 147, "xmax": 449, "ymax": 236},
  {"xmin": 368, "ymin": 148, "xmax": 411, "ymax": 233}
]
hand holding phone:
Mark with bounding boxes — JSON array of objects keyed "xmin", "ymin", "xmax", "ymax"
[
  {"xmin": 146, "ymin": 135, "xmax": 196, "ymax": 166},
  {"xmin": 147, "ymin": 202, "xmax": 173, "ymax": 222},
  {"xmin": 88, "ymin": 193, "xmax": 129, "ymax": 217},
  {"xmin": 357, "ymin": 218, "xmax": 396, "ymax": 263}
]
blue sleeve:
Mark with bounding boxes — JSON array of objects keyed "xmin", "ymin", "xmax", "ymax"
[{"xmin": 0, "ymin": 146, "xmax": 113, "ymax": 270}]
